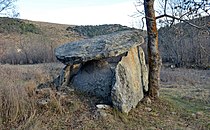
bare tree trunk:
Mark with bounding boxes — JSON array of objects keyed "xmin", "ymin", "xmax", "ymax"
[{"xmin": 144, "ymin": 0, "xmax": 161, "ymax": 99}]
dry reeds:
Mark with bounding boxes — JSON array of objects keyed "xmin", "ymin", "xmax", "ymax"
[{"xmin": 0, "ymin": 63, "xmax": 63, "ymax": 129}]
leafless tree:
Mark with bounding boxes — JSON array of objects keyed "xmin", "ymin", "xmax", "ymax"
[
  {"xmin": 159, "ymin": 16, "xmax": 210, "ymax": 68},
  {"xmin": 136, "ymin": 0, "xmax": 210, "ymax": 99}
]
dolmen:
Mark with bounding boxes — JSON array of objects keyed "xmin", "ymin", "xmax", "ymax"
[{"xmin": 54, "ymin": 30, "xmax": 148, "ymax": 113}]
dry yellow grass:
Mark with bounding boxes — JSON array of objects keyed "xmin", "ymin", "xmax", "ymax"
[
  {"xmin": 0, "ymin": 19, "xmax": 85, "ymax": 64},
  {"xmin": 0, "ymin": 63, "xmax": 63, "ymax": 129},
  {"xmin": 0, "ymin": 19, "xmax": 83, "ymax": 46},
  {"xmin": 0, "ymin": 64, "xmax": 209, "ymax": 129}
]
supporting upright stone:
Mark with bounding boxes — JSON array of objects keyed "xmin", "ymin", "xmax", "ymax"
[
  {"xmin": 111, "ymin": 47, "xmax": 144, "ymax": 113},
  {"xmin": 138, "ymin": 47, "xmax": 148, "ymax": 92},
  {"xmin": 53, "ymin": 65, "xmax": 71, "ymax": 89}
]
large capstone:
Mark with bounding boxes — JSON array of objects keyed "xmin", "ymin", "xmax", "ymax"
[{"xmin": 55, "ymin": 30, "xmax": 144, "ymax": 65}]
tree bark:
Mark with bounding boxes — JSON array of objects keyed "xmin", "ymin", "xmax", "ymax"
[{"xmin": 144, "ymin": 0, "xmax": 161, "ymax": 99}]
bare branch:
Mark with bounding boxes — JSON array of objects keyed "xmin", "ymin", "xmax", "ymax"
[
  {"xmin": 0, "ymin": 0, "xmax": 18, "ymax": 17},
  {"xmin": 164, "ymin": 0, "xmax": 168, "ymax": 15},
  {"xmin": 156, "ymin": 14, "xmax": 207, "ymax": 29},
  {"xmin": 141, "ymin": 17, "xmax": 145, "ymax": 30},
  {"xmin": 0, "ymin": 1, "xmax": 12, "ymax": 12}
]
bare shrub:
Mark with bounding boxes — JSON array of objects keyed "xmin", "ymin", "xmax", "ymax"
[{"xmin": 0, "ymin": 33, "xmax": 57, "ymax": 65}]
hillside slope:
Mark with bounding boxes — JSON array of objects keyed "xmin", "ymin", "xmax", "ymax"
[
  {"xmin": 158, "ymin": 16, "xmax": 210, "ymax": 68},
  {"xmin": 0, "ymin": 17, "xmax": 139, "ymax": 64}
]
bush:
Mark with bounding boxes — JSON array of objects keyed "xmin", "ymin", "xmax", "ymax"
[
  {"xmin": 0, "ymin": 17, "xmax": 40, "ymax": 34},
  {"xmin": 66, "ymin": 24, "xmax": 136, "ymax": 37}
]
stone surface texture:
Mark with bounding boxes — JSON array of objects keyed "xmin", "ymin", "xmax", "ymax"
[
  {"xmin": 71, "ymin": 60, "xmax": 114, "ymax": 101},
  {"xmin": 111, "ymin": 47, "xmax": 144, "ymax": 113},
  {"xmin": 138, "ymin": 47, "xmax": 148, "ymax": 92},
  {"xmin": 53, "ymin": 30, "xmax": 148, "ymax": 113},
  {"xmin": 55, "ymin": 30, "xmax": 144, "ymax": 65}
]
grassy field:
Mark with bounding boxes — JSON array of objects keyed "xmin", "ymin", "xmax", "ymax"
[{"xmin": 0, "ymin": 63, "xmax": 209, "ymax": 130}]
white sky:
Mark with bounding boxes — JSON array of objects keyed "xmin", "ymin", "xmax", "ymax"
[{"xmin": 17, "ymin": 0, "xmax": 142, "ymax": 28}]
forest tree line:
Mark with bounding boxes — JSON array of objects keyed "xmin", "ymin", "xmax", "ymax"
[
  {"xmin": 0, "ymin": 17, "xmax": 209, "ymax": 69},
  {"xmin": 158, "ymin": 16, "xmax": 210, "ymax": 69}
]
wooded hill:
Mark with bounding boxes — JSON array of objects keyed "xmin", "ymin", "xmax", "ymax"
[
  {"xmin": 158, "ymin": 16, "xmax": 210, "ymax": 68},
  {"xmin": 0, "ymin": 16, "xmax": 209, "ymax": 68},
  {"xmin": 66, "ymin": 24, "xmax": 136, "ymax": 37},
  {"xmin": 0, "ymin": 17, "xmax": 82, "ymax": 64},
  {"xmin": 0, "ymin": 17, "xmax": 137, "ymax": 64}
]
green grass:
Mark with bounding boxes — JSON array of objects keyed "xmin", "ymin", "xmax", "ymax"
[{"xmin": 161, "ymin": 92, "xmax": 210, "ymax": 129}]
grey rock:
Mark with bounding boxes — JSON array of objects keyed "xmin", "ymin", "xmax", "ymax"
[
  {"xmin": 196, "ymin": 111, "xmax": 204, "ymax": 119},
  {"xmin": 111, "ymin": 47, "xmax": 144, "ymax": 114},
  {"xmin": 145, "ymin": 107, "xmax": 152, "ymax": 112},
  {"xmin": 55, "ymin": 30, "xmax": 144, "ymax": 65},
  {"xmin": 71, "ymin": 60, "xmax": 114, "ymax": 100},
  {"xmin": 191, "ymin": 113, "xmax": 196, "ymax": 118},
  {"xmin": 171, "ymin": 112, "xmax": 176, "ymax": 115},
  {"xmin": 96, "ymin": 104, "xmax": 111, "ymax": 109},
  {"xmin": 37, "ymin": 82, "xmax": 53, "ymax": 89},
  {"xmin": 142, "ymin": 97, "xmax": 152, "ymax": 105},
  {"xmin": 96, "ymin": 109, "xmax": 108, "ymax": 118},
  {"xmin": 53, "ymin": 65, "xmax": 71, "ymax": 88},
  {"xmin": 37, "ymin": 98, "xmax": 50, "ymax": 105},
  {"xmin": 53, "ymin": 30, "xmax": 148, "ymax": 114},
  {"xmin": 98, "ymin": 110, "xmax": 108, "ymax": 118},
  {"xmin": 138, "ymin": 47, "xmax": 148, "ymax": 92}
]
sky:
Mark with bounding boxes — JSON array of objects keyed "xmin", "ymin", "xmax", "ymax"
[{"xmin": 17, "ymin": 0, "xmax": 142, "ymax": 28}]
